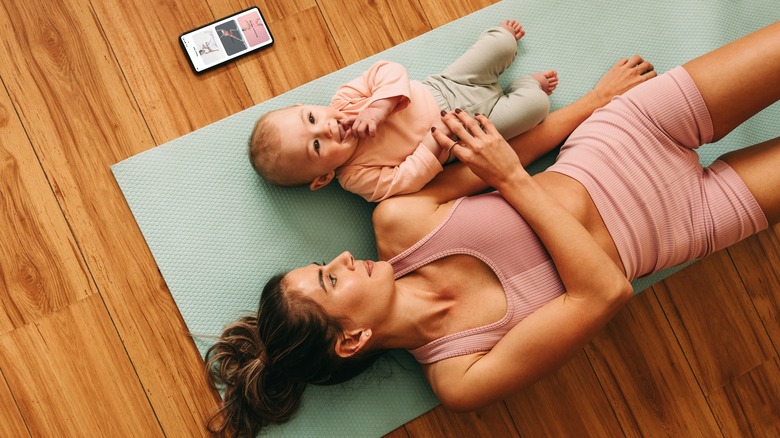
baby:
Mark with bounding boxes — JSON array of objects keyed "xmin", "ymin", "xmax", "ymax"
[{"xmin": 249, "ymin": 20, "xmax": 558, "ymax": 202}]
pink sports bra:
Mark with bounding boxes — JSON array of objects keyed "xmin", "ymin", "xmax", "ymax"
[{"xmin": 388, "ymin": 191, "xmax": 565, "ymax": 364}]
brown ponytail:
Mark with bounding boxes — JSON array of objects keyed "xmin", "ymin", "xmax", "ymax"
[{"xmin": 205, "ymin": 273, "xmax": 382, "ymax": 436}]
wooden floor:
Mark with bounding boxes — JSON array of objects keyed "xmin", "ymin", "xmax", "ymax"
[{"xmin": 0, "ymin": 0, "xmax": 778, "ymax": 436}]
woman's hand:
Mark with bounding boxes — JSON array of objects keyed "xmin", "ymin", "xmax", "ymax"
[
  {"xmin": 432, "ymin": 109, "xmax": 528, "ymax": 190},
  {"xmin": 591, "ymin": 55, "xmax": 656, "ymax": 105}
]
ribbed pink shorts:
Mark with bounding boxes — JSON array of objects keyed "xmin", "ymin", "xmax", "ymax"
[{"xmin": 548, "ymin": 66, "xmax": 768, "ymax": 281}]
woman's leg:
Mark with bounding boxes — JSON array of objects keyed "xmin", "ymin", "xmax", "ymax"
[
  {"xmin": 719, "ymin": 136, "xmax": 780, "ymax": 225},
  {"xmin": 684, "ymin": 21, "xmax": 780, "ymax": 142},
  {"xmin": 687, "ymin": 22, "xmax": 780, "ymax": 225}
]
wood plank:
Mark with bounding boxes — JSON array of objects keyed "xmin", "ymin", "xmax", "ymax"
[
  {"xmin": 586, "ymin": 290, "xmax": 720, "ymax": 435},
  {"xmin": 727, "ymin": 225, "xmax": 780, "ymax": 354},
  {"xmin": 251, "ymin": 0, "xmax": 317, "ymax": 23},
  {"xmin": 0, "ymin": 295, "xmax": 161, "ymax": 436},
  {"xmin": 404, "ymin": 403, "xmax": 518, "ymax": 437},
  {"xmin": 0, "ymin": 78, "xmax": 93, "ymax": 335},
  {"xmin": 90, "ymin": 0, "xmax": 254, "ymax": 144},
  {"xmin": 654, "ymin": 249, "xmax": 774, "ymax": 394},
  {"xmin": 708, "ymin": 356, "xmax": 780, "ymax": 435},
  {"xmin": 0, "ymin": 0, "xmax": 221, "ymax": 434},
  {"xmin": 318, "ymin": 0, "xmax": 431, "ymax": 64},
  {"xmin": 384, "ymin": 425, "xmax": 410, "ymax": 438},
  {"xmin": 232, "ymin": 6, "xmax": 345, "ymax": 101},
  {"xmin": 419, "ymin": 0, "xmax": 498, "ymax": 28},
  {"xmin": 503, "ymin": 350, "xmax": 624, "ymax": 436},
  {"xmin": 0, "ymin": 371, "xmax": 28, "ymax": 437}
]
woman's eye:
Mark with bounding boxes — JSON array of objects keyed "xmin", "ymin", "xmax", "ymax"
[
  {"xmin": 329, "ymin": 274, "xmax": 337, "ymax": 287},
  {"xmin": 314, "ymin": 140, "xmax": 320, "ymax": 153},
  {"xmin": 308, "ymin": 113, "xmax": 315, "ymax": 124}
]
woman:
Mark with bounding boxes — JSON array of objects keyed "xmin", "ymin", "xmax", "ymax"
[{"xmin": 206, "ymin": 22, "xmax": 779, "ymax": 436}]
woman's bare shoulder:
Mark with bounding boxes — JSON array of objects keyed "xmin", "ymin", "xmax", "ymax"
[{"xmin": 373, "ymin": 195, "xmax": 455, "ymax": 260}]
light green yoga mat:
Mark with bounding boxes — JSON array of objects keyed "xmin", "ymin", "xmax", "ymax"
[{"xmin": 112, "ymin": 1, "xmax": 779, "ymax": 436}]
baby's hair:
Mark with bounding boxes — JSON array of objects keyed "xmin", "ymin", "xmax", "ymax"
[{"xmin": 248, "ymin": 111, "xmax": 308, "ymax": 187}]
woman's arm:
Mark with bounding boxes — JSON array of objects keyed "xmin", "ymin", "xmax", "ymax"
[
  {"xmin": 426, "ymin": 112, "xmax": 633, "ymax": 411},
  {"xmin": 374, "ymin": 56, "xmax": 655, "ymax": 260},
  {"xmin": 416, "ymin": 56, "xmax": 656, "ymax": 205}
]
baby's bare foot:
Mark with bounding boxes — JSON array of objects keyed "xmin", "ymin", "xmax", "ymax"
[
  {"xmin": 532, "ymin": 70, "xmax": 559, "ymax": 95},
  {"xmin": 500, "ymin": 19, "xmax": 525, "ymax": 40}
]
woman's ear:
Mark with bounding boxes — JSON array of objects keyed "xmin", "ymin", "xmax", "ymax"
[
  {"xmin": 335, "ymin": 329, "xmax": 372, "ymax": 358},
  {"xmin": 309, "ymin": 171, "xmax": 335, "ymax": 191}
]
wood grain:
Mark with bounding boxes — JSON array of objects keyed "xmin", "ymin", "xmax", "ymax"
[
  {"xmin": 1, "ymin": 0, "xmax": 778, "ymax": 435},
  {"xmin": 0, "ymin": 0, "xmax": 221, "ymax": 434},
  {"xmin": 318, "ymin": 0, "xmax": 431, "ymax": 64},
  {"xmin": 90, "ymin": 0, "xmax": 253, "ymax": 144},
  {"xmin": 419, "ymin": 0, "xmax": 498, "ymax": 28},
  {"xmin": 250, "ymin": 0, "xmax": 317, "ymax": 23},
  {"xmin": 708, "ymin": 356, "xmax": 780, "ymax": 435},
  {"xmin": 0, "ymin": 294, "xmax": 160, "ymax": 436},
  {"xmin": 384, "ymin": 425, "xmax": 411, "ymax": 438},
  {"xmin": 503, "ymin": 350, "xmax": 624, "ymax": 436},
  {"xmin": 586, "ymin": 290, "xmax": 720, "ymax": 435},
  {"xmin": 0, "ymin": 372, "xmax": 27, "ymax": 437},
  {"xmin": 727, "ymin": 225, "xmax": 780, "ymax": 354},
  {"xmin": 655, "ymin": 249, "xmax": 774, "ymax": 394},
  {"xmin": 405, "ymin": 402, "xmax": 519, "ymax": 437},
  {"xmin": 235, "ymin": 6, "xmax": 345, "ymax": 102},
  {"xmin": 0, "ymin": 77, "xmax": 93, "ymax": 335}
]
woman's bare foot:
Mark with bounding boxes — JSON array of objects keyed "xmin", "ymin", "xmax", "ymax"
[
  {"xmin": 500, "ymin": 19, "xmax": 525, "ymax": 40},
  {"xmin": 532, "ymin": 70, "xmax": 559, "ymax": 95}
]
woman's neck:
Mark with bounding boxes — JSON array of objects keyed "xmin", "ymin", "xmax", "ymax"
[{"xmin": 373, "ymin": 272, "xmax": 455, "ymax": 351}]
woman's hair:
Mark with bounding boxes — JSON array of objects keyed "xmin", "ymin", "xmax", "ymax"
[{"xmin": 205, "ymin": 273, "xmax": 382, "ymax": 436}]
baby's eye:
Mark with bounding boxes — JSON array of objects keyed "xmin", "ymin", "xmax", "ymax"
[
  {"xmin": 329, "ymin": 274, "xmax": 337, "ymax": 287},
  {"xmin": 308, "ymin": 112, "xmax": 315, "ymax": 124},
  {"xmin": 313, "ymin": 140, "xmax": 320, "ymax": 153}
]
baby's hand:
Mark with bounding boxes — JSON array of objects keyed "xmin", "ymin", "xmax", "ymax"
[
  {"xmin": 430, "ymin": 116, "xmax": 454, "ymax": 138},
  {"xmin": 347, "ymin": 107, "xmax": 388, "ymax": 138},
  {"xmin": 421, "ymin": 131, "xmax": 447, "ymax": 164}
]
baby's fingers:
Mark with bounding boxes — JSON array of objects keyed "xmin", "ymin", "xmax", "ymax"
[{"xmin": 431, "ymin": 126, "xmax": 458, "ymax": 150}]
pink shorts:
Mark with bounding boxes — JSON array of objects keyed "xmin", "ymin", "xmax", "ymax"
[{"xmin": 548, "ymin": 66, "xmax": 768, "ymax": 281}]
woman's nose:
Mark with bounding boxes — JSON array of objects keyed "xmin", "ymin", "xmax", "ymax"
[{"xmin": 334, "ymin": 251, "xmax": 355, "ymax": 269}]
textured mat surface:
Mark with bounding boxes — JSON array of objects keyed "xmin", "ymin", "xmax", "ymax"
[{"xmin": 112, "ymin": 1, "xmax": 779, "ymax": 435}]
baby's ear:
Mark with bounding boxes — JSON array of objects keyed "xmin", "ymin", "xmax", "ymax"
[{"xmin": 310, "ymin": 171, "xmax": 335, "ymax": 190}]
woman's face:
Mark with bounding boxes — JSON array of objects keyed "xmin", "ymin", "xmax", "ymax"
[{"xmin": 284, "ymin": 251, "xmax": 395, "ymax": 330}]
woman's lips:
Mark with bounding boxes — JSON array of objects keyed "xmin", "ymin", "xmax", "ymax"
[{"xmin": 365, "ymin": 260, "xmax": 373, "ymax": 276}]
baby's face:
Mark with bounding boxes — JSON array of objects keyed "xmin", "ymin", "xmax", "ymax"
[{"xmin": 273, "ymin": 105, "xmax": 358, "ymax": 183}]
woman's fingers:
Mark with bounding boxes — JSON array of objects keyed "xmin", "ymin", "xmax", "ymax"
[
  {"xmin": 474, "ymin": 113, "xmax": 498, "ymax": 136},
  {"xmin": 431, "ymin": 124, "xmax": 457, "ymax": 148},
  {"xmin": 453, "ymin": 109, "xmax": 484, "ymax": 137},
  {"xmin": 440, "ymin": 110, "xmax": 474, "ymax": 142}
]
